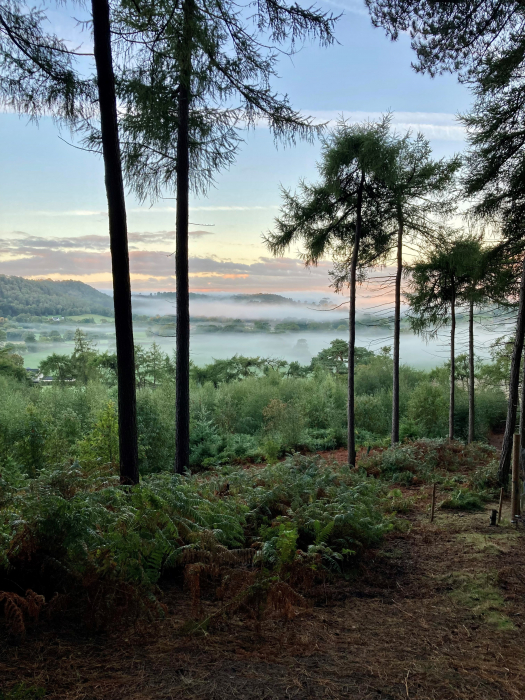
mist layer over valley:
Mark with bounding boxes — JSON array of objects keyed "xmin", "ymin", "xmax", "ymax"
[{"xmin": 7, "ymin": 290, "xmax": 511, "ymax": 371}]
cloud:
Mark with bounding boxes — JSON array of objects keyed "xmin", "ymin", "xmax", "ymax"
[
  {"xmin": 0, "ymin": 230, "xmax": 212, "ymax": 255},
  {"xmin": 0, "ymin": 232, "xmax": 396, "ymax": 295},
  {"xmin": 320, "ymin": 0, "xmax": 369, "ymax": 15},
  {"xmin": 304, "ymin": 111, "xmax": 466, "ymax": 142},
  {"xmin": 0, "ymin": 234, "xmax": 335, "ymax": 292},
  {"xmin": 25, "ymin": 204, "xmax": 276, "ymax": 218},
  {"xmin": 33, "ymin": 210, "xmax": 108, "ymax": 217},
  {"xmin": 188, "ymin": 230, "xmax": 215, "ymax": 237},
  {"xmin": 129, "ymin": 205, "xmax": 277, "ymax": 213}
]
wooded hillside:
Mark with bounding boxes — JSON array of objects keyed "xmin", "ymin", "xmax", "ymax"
[{"xmin": 0, "ymin": 275, "xmax": 114, "ymax": 318}]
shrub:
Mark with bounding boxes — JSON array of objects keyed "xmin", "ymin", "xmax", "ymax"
[
  {"xmin": 407, "ymin": 383, "xmax": 448, "ymax": 438},
  {"xmin": 360, "ymin": 439, "xmax": 497, "ymax": 485},
  {"xmin": 355, "ymin": 394, "xmax": 390, "ymax": 436},
  {"xmin": 440, "ymin": 488, "xmax": 486, "ymax": 511}
]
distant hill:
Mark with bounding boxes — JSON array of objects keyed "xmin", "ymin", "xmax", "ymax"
[
  {"xmin": 230, "ymin": 293, "xmax": 298, "ymax": 305},
  {"xmin": 0, "ymin": 275, "xmax": 114, "ymax": 318},
  {"xmin": 143, "ymin": 292, "xmax": 299, "ymax": 305},
  {"xmin": 143, "ymin": 292, "xmax": 209, "ymax": 301}
]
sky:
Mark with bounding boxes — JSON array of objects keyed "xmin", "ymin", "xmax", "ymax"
[{"xmin": 0, "ymin": 0, "xmax": 472, "ymax": 298}]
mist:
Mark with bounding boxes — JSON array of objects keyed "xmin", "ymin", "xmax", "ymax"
[
  {"xmin": 17, "ymin": 292, "xmax": 513, "ymax": 371},
  {"xmin": 130, "ymin": 293, "xmax": 343, "ymax": 322}
]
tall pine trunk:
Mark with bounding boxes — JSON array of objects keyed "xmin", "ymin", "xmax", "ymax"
[
  {"xmin": 498, "ymin": 256, "xmax": 525, "ymax": 486},
  {"xmin": 91, "ymin": 0, "xmax": 138, "ymax": 485},
  {"xmin": 468, "ymin": 298, "xmax": 475, "ymax": 444},
  {"xmin": 174, "ymin": 0, "xmax": 192, "ymax": 474},
  {"xmin": 449, "ymin": 281, "xmax": 455, "ymax": 442},
  {"xmin": 391, "ymin": 212, "xmax": 403, "ymax": 445},
  {"xmin": 347, "ymin": 172, "xmax": 364, "ymax": 466},
  {"xmin": 520, "ymin": 346, "xmax": 525, "ymax": 481}
]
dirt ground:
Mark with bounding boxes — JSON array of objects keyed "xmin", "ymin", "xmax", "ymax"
[{"xmin": 1, "ymin": 477, "xmax": 525, "ymax": 699}]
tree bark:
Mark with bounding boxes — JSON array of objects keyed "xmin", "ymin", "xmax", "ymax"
[
  {"xmin": 468, "ymin": 298, "xmax": 475, "ymax": 444},
  {"xmin": 348, "ymin": 171, "xmax": 364, "ymax": 466},
  {"xmin": 449, "ymin": 280, "xmax": 455, "ymax": 442},
  {"xmin": 174, "ymin": 0, "xmax": 193, "ymax": 474},
  {"xmin": 91, "ymin": 0, "xmax": 138, "ymax": 485},
  {"xmin": 392, "ymin": 211, "xmax": 403, "ymax": 445},
  {"xmin": 520, "ymin": 350, "xmax": 525, "ymax": 481},
  {"xmin": 499, "ymin": 256, "xmax": 525, "ymax": 486}
]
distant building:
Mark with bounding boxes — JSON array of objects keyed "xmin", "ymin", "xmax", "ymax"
[{"xmin": 26, "ymin": 369, "xmax": 44, "ymax": 383}]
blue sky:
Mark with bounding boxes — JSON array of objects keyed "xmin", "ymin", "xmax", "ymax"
[{"xmin": 0, "ymin": 0, "xmax": 471, "ymax": 294}]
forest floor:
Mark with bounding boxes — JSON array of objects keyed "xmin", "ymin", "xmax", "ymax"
[{"xmin": 2, "ymin": 457, "xmax": 525, "ymax": 700}]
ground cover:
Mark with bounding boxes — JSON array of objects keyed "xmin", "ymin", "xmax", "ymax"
[{"xmin": 1, "ymin": 448, "xmax": 524, "ymax": 700}]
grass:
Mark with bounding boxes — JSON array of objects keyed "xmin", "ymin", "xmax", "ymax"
[
  {"xmin": 447, "ymin": 571, "xmax": 515, "ymax": 630},
  {"xmin": 456, "ymin": 531, "xmax": 519, "ymax": 556}
]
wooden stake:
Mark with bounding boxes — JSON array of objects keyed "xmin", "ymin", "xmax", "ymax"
[
  {"xmin": 511, "ymin": 434, "xmax": 520, "ymax": 521},
  {"xmin": 498, "ymin": 487, "xmax": 504, "ymax": 524},
  {"xmin": 430, "ymin": 483, "xmax": 437, "ymax": 523}
]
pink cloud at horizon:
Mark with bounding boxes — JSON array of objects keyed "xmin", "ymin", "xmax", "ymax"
[{"xmin": 0, "ymin": 230, "xmax": 400, "ymax": 307}]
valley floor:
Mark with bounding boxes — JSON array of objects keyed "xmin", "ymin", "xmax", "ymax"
[{"xmin": 1, "ymin": 464, "xmax": 525, "ymax": 700}]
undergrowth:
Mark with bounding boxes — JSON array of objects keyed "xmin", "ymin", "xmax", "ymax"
[
  {"xmin": 440, "ymin": 488, "xmax": 487, "ymax": 511},
  {"xmin": 360, "ymin": 440, "xmax": 497, "ymax": 488},
  {"xmin": 0, "ymin": 455, "xmax": 392, "ymax": 635}
]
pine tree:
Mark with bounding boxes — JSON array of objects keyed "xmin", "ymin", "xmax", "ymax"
[
  {"xmin": 383, "ymin": 131, "xmax": 459, "ymax": 444},
  {"xmin": 0, "ymin": 0, "xmax": 91, "ymax": 117},
  {"xmin": 102, "ymin": 0, "xmax": 337, "ymax": 474},
  {"xmin": 266, "ymin": 117, "xmax": 395, "ymax": 465},
  {"xmin": 455, "ymin": 237, "xmax": 517, "ymax": 443},
  {"xmin": 90, "ymin": 0, "xmax": 138, "ymax": 484},
  {"xmin": 365, "ymin": 0, "xmax": 525, "ymax": 485},
  {"xmin": 406, "ymin": 235, "xmax": 476, "ymax": 441}
]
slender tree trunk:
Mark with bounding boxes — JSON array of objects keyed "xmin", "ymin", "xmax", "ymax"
[
  {"xmin": 449, "ymin": 281, "xmax": 455, "ymax": 442},
  {"xmin": 468, "ymin": 299, "xmax": 475, "ymax": 444},
  {"xmin": 392, "ymin": 212, "xmax": 403, "ymax": 445},
  {"xmin": 174, "ymin": 0, "xmax": 193, "ymax": 474},
  {"xmin": 499, "ymin": 256, "xmax": 525, "ymax": 486},
  {"xmin": 520, "ymin": 346, "xmax": 525, "ymax": 482},
  {"xmin": 347, "ymin": 172, "xmax": 364, "ymax": 466},
  {"xmin": 91, "ymin": 0, "xmax": 138, "ymax": 485}
]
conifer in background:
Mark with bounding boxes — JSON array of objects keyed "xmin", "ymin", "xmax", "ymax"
[
  {"xmin": 365, "ymin": 0, "xmax": 525, "ymax": 484},
  {"xmin": 383, "ymin": 132, "xmax": 459, "ymax": 445},
  {"xmin": 266, "ymin": 118, "xmax": 395, "ymax": 466},
  {"xmin": 109, "ymin": 0, "xmax": 338, "ymax": 473},
  {"xmin": 406, "ymin": 236, "xmax": 475, "ymax": 442}
]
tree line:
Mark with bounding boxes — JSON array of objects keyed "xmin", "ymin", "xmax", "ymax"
[{"xmin": 3, "ymin": 0, "xmax": 525, "ymax": 487}]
